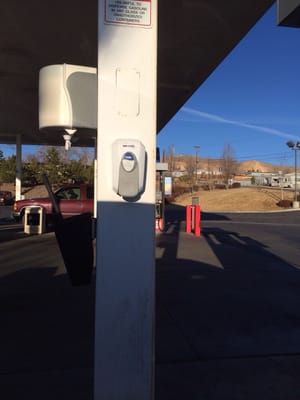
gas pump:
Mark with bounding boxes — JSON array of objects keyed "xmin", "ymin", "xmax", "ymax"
[
  {"xmin": 155, "ymin": 190, "xmax": 164, "ymax": 231},
  {"xmin": 156, "ymin": 160, "xmax": 168, "ymax": 232}
]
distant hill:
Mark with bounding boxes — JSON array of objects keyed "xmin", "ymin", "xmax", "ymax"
[
  {"xmin": 237, "ymin": 160, "xmax": 293, "ymax": 174},
  {"xmin": 167, "ymin": 155, "xmax": 294, "ymax": 174}
]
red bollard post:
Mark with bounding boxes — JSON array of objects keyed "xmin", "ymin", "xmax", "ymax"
[
  {"xmin": 194, "ymin": 204, "xmax": 201, "ymax": 237},
  {"xmin": 186, "ymin": 205, "xmax": 192, "ymax": 233}
]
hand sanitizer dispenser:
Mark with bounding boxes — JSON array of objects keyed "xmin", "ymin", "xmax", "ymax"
[{"xmin": 112, "ymin": 139, "xmax": 146, "ymax": 200}]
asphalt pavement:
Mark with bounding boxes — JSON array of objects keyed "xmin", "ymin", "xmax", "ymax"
[{"xmin": 1, "ymin": 204, "xmax": 300, "ymax": 399}]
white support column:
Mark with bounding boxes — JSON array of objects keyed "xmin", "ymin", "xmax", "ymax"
[
  {"xmin": 94, "ymin": 1, "xmax": 157, "ymax": 399},
  {"xmin": 15, "ymin": 134, "xmax": 22, "ymax": 201}
]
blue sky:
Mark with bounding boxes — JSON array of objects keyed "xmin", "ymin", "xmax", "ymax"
[
  {"xmin": 157, "ymin": 4, "xmax": 300, "ymax": 166},
  {"xmin": 1, "ymin": 4, "xmax": 299, "ymax": 166}
]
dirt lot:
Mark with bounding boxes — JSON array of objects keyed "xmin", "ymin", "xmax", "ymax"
[
  {"xmin": 171, "ymin": 186, "xmax": 296, "ymax": 211},
  {"xmin": 0, "ymin": 183, "xmax": 297, "ymax": 211}
]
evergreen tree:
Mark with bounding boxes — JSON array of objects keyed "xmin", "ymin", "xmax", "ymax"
[
  {"xmin": 43, "ymin": 147, "xmax": 64, "ymax": 184},
  {"xmin": 0, "ymin": 155, "xmax": 16, "ymax": 182}
]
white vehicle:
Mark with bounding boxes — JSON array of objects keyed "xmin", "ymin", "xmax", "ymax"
[
  {"xmin": 269, "ymin": 177, "xmax": 280, "ymax": 187},
  {"xmin": 280, "ymin": 174, "xmax": 300, "ymax": 189}
]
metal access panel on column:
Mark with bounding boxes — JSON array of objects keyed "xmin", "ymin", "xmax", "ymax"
[{"xmin": 94, "ymin": 1, "xmax": 157, "ymax": 399}]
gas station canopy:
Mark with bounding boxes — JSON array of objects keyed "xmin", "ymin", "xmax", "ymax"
[{"xmin": 0, "ymin": 0, "xmax": 275, "ymax": 148}]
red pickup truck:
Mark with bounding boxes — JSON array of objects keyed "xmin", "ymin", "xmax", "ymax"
[{"xmin": 12, "ymin": 183, "xmax": 94, "ymax": 224}]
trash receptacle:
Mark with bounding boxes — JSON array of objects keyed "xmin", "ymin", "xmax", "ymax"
[{"xmin": 24, "ymin": 206, "xmax": 46, "ymax": 235}]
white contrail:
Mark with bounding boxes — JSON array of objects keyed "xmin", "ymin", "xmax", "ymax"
[{"xmin": 181, "ymin": 106, "xmax": 298, "ymax": 140}]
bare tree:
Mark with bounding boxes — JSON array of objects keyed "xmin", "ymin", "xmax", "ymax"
[
  {"xmin": 185, "ymin": 155, "xmax": 195, "ymax": 185},
  {"xmin": 206, "ymin": 157, "xmax": 214, "ymax": 190},
  {"xmin": 170, "ymin": 143, "xmax": 176, "ymax": 173},
  {"xmin": 220, "ymin": 144, "xmax": 237, "ymax": 188},
  {"xmin": 164, "ymin": 143, "xmax": 176, "ymax": 173}
]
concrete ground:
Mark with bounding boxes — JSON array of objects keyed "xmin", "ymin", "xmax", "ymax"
[
  {"xmin": 1, "ymin": 204, "xmax": 300, "ymax": 399},
  {"xmin": 156, "ymin": 205, "xmax": 300, "ymax": 400}
]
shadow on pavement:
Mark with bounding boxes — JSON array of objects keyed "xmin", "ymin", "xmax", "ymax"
[
  {"xmin": 164, "ymin": 202, "xmax": 231, "ymax": 225},
  {"xmin": 0, "ymin": 266, "xmax": 95, "ymax": 399},
  {"xmin": 155, "ymin": 203, "xmax": 300, "ymax": 400},
  {"xmin": 1, "ymin": 203, "xmax": 300, "ymax": 399}
]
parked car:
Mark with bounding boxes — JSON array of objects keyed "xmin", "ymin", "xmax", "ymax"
[
  {"xmin": 0, "ymin": 190, "xmax": 14, "ymax": 206},
  {"xmin": 12, "ymin": 183, "xmax": 94, "ymax": 224}
]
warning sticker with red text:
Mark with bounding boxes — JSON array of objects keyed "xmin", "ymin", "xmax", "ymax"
[{"xmin": 105, "ymin": 0, "xmax": 152, "ymax": 27}]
